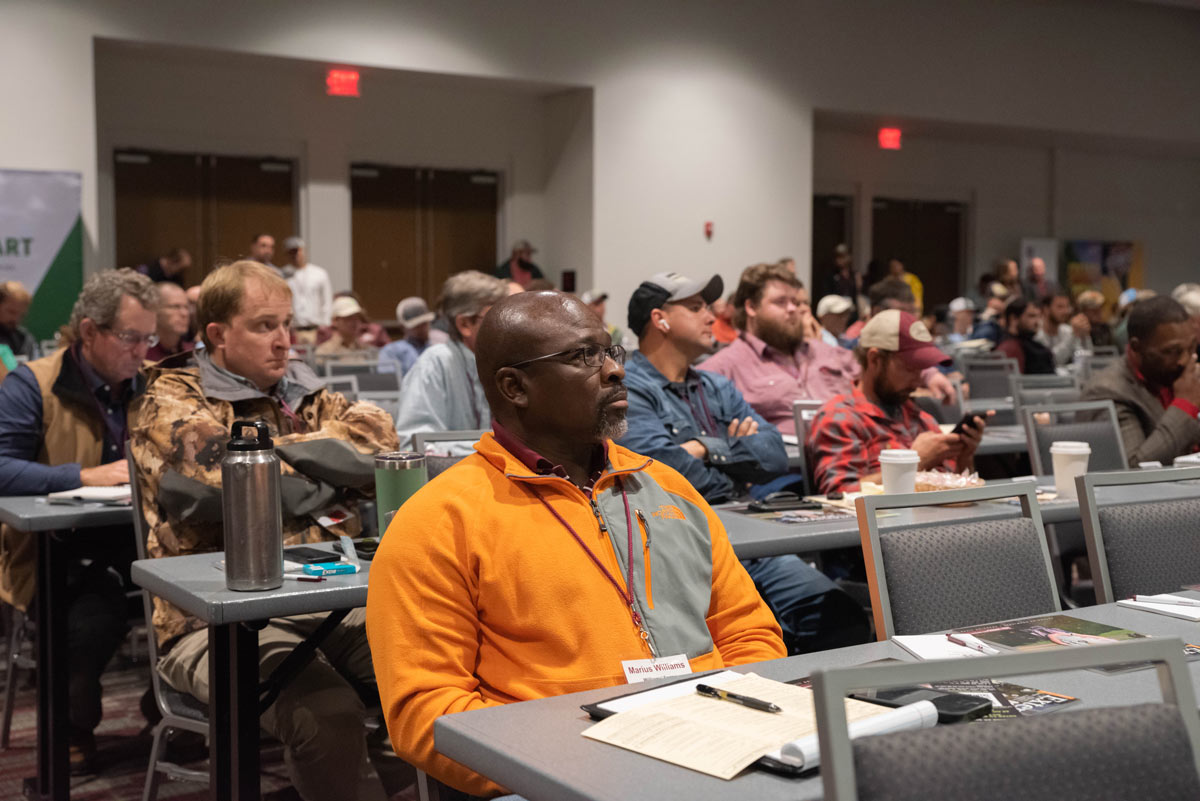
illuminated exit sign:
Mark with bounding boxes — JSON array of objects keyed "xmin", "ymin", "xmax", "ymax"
[{"xmin": 326, "ymin": 69, "xmax": 360, "ymax": 97}]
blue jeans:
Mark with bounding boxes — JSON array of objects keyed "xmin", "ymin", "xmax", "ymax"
[{"xmin": 740, "ymin": 555, "xmax": 870, "ymax": 654}]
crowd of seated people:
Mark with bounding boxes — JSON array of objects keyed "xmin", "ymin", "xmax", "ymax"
[{"xmin": 7, "ymin": 238, "xmax": 1200, "ymax": 800}]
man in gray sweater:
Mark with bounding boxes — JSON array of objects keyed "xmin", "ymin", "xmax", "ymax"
[{"xmin": 1083, "ymin": 295, "xmax": 1200, "ymax": 466}]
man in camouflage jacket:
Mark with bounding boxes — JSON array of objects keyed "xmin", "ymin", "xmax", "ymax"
[{"xmin": 129, "ymin": 261, "xmax": 399, "ymax": 801}]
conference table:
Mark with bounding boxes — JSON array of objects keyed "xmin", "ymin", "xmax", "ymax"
[
  {"xmin": 716, "ymin": 476, "xmax": 1200, "ymax": 560},
  {"xmin": 786, "ymin": 424, "xmax": 1029, "ymax": 470},
  {"xmin": 0, "ymin": 497, "xmax": 133, "ymax": 801},
  {"xmin": 434, "ymin": 598, "xmax": 1200, "ymax": 801},
  {"xmin": 131, "ymin": 542, "xmax": 367, "ymax": 801}
]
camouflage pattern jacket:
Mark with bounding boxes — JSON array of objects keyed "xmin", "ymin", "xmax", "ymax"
[{"xmin": 129, "ymin": 351, "xmax": 398, "ymax": 647}]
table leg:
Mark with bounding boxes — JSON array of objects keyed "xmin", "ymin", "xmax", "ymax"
[
  {"xmin": 208, "ymin": 622, "xmax": 260, "ymax": 801},
  {"xmin": 27, "ymin": 530, "xmax": 69, "ymax": 801}
]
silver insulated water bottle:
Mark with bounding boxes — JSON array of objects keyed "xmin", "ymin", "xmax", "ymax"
[{"xmin": 222, "ymin": 420, "xmax": 283, "ymax": 591}]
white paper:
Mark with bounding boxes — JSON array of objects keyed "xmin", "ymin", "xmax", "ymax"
[
  {"xmin": 47, "ymin": 485, "xmax": 131, "ymax": 502},
  {"xmin": 594, "ymin": 671, "xmax": 742, "ymax": 714},
  {"xmin": 892, "ymin": 634, "xmax": 987, "ymax": 661},
  {"xmin": 1117, "ymin": 599, "xmax": 1200, "ymax": 622},
  {"xmin": 773, "ymin": 700, "xmax": 938, "ymax": 769}
]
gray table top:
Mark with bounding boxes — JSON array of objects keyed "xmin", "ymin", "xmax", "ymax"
[
  {"xmin": 130, "ymin": 542, "xmax": 369, "ymax": 625},
  {"xmin": 435, "ymin": 599, "xmax": 1200, "ymax": 801},
  {"xmin": 719, "ymin": 477, "xmax": 1200, "ymax": 560},
  {"xmin": 0, "ymin": 495, "xmax": 133, "ymax": 532}
]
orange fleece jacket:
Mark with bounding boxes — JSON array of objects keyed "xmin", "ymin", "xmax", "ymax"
[{"xmin": 366, "ymin": 433, "xmax": 785, "ymax": 796}]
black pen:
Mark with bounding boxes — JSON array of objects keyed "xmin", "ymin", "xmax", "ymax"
[{"xmin": 696, "ymin": 683, "xmax": 782, "ymax": 713}]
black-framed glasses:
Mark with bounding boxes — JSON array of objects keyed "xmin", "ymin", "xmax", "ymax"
[
  {"xmin": 101, "ymin": 326, "xmax": 159, "ymax": 349},
  {"xmin": 505, "ymin": 344, "xmax": 626, "ymax": 371}
]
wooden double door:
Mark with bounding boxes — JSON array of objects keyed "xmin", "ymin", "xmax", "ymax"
[
  {"xmin": 350, "ymin": 165, "xmax": 498, "ymax": 320},
  {"xmin": 113, "ymin": 150, "xmax": 296, "ymax": 287}
]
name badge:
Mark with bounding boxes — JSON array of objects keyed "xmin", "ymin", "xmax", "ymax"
[{"xmin": 621, "ymin": 653, "xmax": 692, "ymax": 684}]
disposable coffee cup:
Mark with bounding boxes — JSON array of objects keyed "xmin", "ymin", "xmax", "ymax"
[
  {"xmin": 375, "ymin": 452, "xmax": 427, "ymax": 535},
  {"xmin": 1050, "ymin": 441, "xmax": 1091, "ymax": 500},
  {"xmin": 879, "ymin": 449, "xmax": 920, "ymax": 494}
]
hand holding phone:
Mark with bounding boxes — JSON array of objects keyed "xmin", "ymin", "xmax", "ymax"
[{"xmin": 951, "ymin": 412, "xmax": 983, "ymax": 435}]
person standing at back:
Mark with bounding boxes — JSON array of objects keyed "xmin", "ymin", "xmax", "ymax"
[{"xmin": 283, "ymin": 237, "xmax": 333, "ymax": 342}]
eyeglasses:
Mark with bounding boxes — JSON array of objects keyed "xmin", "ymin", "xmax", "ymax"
[
  {"xmin": 505, "ymin": 344, "xmax": 626, "ymax": 371},
  {"xmin": 101, "ymin": 326, "xmax": 159, "ymax": 349}
]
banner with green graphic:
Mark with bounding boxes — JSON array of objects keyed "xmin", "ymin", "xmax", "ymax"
[{"xmin": 0, "ymin": 169, "xmax": 83, "ymax": 341}]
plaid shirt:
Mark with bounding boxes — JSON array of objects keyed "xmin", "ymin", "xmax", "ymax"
[{"xmin": 809, "ymin": 387, "xmax": 941, "ymax": 494}]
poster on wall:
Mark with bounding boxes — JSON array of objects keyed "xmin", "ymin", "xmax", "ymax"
[
  {"xmin": 1063, "ymin": 239, "xmax": 1143, "ymax": 315},
  {"xmin": 0, "ymin": 169, "xmax": 83, "ymax": 341}
]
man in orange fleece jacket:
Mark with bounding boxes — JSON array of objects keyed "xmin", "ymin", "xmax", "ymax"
[{"xmin": 366, "ymin": 290, "xmax": 786, "ymax": 797}]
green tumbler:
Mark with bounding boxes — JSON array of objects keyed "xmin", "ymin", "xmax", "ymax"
[{"xmin": 375, "ymin": 452, "xmax": 427, "ymax": 535}]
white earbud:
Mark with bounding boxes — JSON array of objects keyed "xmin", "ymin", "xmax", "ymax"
[{"xmin": 660, "ymin": 321, "xmax": 671, "ymax": 332}]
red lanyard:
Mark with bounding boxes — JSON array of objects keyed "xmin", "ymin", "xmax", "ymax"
[{"xmin": 528, "ymin": 478, "xmax": 656, "ymax": 657}]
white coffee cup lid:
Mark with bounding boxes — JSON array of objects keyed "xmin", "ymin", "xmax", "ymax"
[
  {"xmin": 879, "ymin": 449, "xmax": 920, "ymax": 463},
  {"xmin": 1050, "ymin": 440, "xmax": 1091, "ymax": 455}
]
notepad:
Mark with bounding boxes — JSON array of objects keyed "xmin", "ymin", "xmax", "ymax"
[
  {"xmin": 1117, "ymin": 597, "xmax": 1200, "ymax": 622},
  {"xmin": 47, "ymin": 485, "xmax": 132, "ymax": 503},
  {"xmin": 892, "ymin": 634, "xmax": 989, "ymax": 660}
]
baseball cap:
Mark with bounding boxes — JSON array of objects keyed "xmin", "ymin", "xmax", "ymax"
[
  {"xmin": 816, "ymin": 295, "xmax": 853, "ymax": 317},
  {"xmin": 627, "ymin": 272, "xmax": 724, "ymax": 338},
  {"xmin": 332, "ymin": 296, "xmax": 367, "ymax": 320},
  {"xmin": 859, "ymin": 309, "xmax": 951, "ymax": 370},
  {"xmin": 948, "ymin": 297, "xmax": 976, "ymax": 314},
  {"xmin": 834, "ymin": 243, "xmax": 850, "ymax": 256},
  {"xmin": 512, "ymin": 239, "xmax": 537, "ymax": 253},
  {"xmin": 282, "ymin": 236, "xmax": 305, "ymax": 251},
  {"xmin": 580, "ymin": 289, "xmax": 609, "ymax": 305},
  {"xmin": 395, "ymin": 296, "xmax": 435, "ymax": 327},
  {"xmin": 987, "ymin": 282, "xmax": 1010, "ymax": 300}
]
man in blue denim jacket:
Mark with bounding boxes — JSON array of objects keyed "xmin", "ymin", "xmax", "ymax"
[{"xmin": 619, "ymin": 271, "xmax": 868, "ymax": 654}]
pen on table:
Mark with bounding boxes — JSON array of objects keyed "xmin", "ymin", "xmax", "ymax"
[
  {"xmin": 283, "ymin": 573, "xmax": 325, "ymax": 583},
  {"xmin": 1133, "ymin": 594, "xmax": 1200, "ymax": 607},
  {"xmin": 695, "ymin": 683, "xmax": 782, "ymax": 713},
  {"xmin": 945, "ymin": 633, "xmax": 1000, "ymax": 655}
]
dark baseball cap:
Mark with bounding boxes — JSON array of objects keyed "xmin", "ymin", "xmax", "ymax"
[{"xmin": 627, "ymin": 272, "xmax": 724, "ymax": 338}]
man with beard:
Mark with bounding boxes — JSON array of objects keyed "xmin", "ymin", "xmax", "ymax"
[
  {"xmin": 700, "ymin": 262, "xmax": 858, "ymax": 435},
  {"xmin": 810, "ymin": 309, "xmax": 986, "ymax": 494},
  {"xmin": 996, "ymin": 297, "xmax": 1056, "ymax": 374},
  {"xmin": 619, "ymin": 271, "xmax": 869, "ymax": 657},
  {"xmin": 367, "ymin": 290, "xmax": 786, "ymax": 797},
  {"xmin": 1036, "ymin": 292, "xmax": 1092, "ymax": 366},
  {"xmin": 1083, "ymin": 295, "xmax": 1200, "ymax": 466}
]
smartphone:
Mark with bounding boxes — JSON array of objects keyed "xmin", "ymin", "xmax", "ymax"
[
  {"xmin": 333, "ymin": 538, "xmax": 379, "ymax": 561},
  {"xmin": 951, "ymin": 412, "xmax": 983, "ymax": 435},
  {"xmin": 747, "ymin": 491, "xmax": 824, "ymax": 513},
  {"xmin": 284, "ymin": 546, "xmax": 337, "ymax": 564},
  {"xmin": 849, "ymin": 685, "xmax": 993, "ymax": 723}
]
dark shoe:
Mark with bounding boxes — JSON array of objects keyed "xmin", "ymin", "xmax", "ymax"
[{"xmin": 69, "ymin": 731, "xmax": 96, "ymax": 775}]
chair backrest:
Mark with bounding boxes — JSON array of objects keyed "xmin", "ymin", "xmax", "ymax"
[
  {"xmin": 856, "ymin": 483, "xmax": 1059, "ymax": 638},
  {"xmin": 961, "ymin": 357, "xmax": 1018, "ymax": 400},
  {"xmin": 1008, "ymin": 373, "xmax": 1078, "ymax": 406},
  {"xmin": 358, "ymin": 391, "xmax": 401, "ymax": 422},
  {"xmin": 325, "ymin": 375, "xmax": 359, "ymax": 399},
  {"xmin": 1020, "ymin": 400, "xmax": 1127, "ymax": 475},
  {"xmin": 1089, "ymin": 345, "xmax": 1120, "ymax": 357},
  {"xmin": 1078, "ymin": 466, "xmax": 1200, "ymax": 603},
  {"xmin": 324, "ymin": 359, "xmax": 379, "ymax": 377},
  {"xmin": 791, "ymin": 399, "xmax": 824, "ymax": 496},
  {"xmin": 355, "ymin": 371, "xmax": 400, "ymax": 392},
  {"xmin": 812, "ymin": 638, "xmax": 1200, "ymax": 801},
  {"xmin": 412, "ymin": 430, "xmax": 488, "ymax": 455},
  {"xmin": 1080, "ymin": 353, "xmax": 1121, "ymax": 382}
]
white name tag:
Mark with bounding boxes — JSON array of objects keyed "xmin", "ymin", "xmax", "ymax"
[{"xmin": 621, "ymin": 653, "xmax": 693, "ymax": 684}]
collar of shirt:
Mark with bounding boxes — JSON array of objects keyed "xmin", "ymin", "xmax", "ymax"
[
  {"xmin": 197, "ymin": 349, "xmax": 308, "ymax": 410},
  {"xmin": 490, "ymin": 420, "xmax": 608, "ymax": 491},
  {"xmin": 741, "ymin": 331, "xmax": 807, "ymax": 373},
  {"xmin": 851, "ymin": 385, "xmax": 920, "ymax": 426},
  {"xmin": 72, "ymin": 342, "xmax": 131, "ymax": 406}
]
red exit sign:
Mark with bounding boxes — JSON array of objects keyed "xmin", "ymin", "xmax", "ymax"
[
  {"xmin": 326, "ymin": 69, "xmax": 360, "ymax": 97},
  {"xmin": 878, "ymin": 127, "xmax": 902, "ymax": 150}
]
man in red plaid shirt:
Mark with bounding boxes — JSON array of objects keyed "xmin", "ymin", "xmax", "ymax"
[{"xmin": 810, "ymin": 309, "xmax": 987, "ymax": 494}]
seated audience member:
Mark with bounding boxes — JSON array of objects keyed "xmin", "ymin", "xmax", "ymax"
[
  {"xmin": 970, "ymin": 281, "xmax": 1011, "ymax": 345},
  {"xmin": 1082, "ymin": 295, "xmax": 1200, "ymax": 466},
  {"xmin": 136, "ymin": 247, "xmax": 191, "ymax": 284},
  {"xmin": 283, "ymin": 237, "xmax": 333, "ymax": 340},
  {"xmin": 711, "ymin": 292, "xmax": 739, "ymax": 345},
  {"xmin": 0, "ymin": 280, "xmax": 38, "ymax": 366},
  {"xmin": 700, "ymin": 263, "xmax": 857, "ymax": 436},
  {"xmin": 996, "ymin": 297, "xmax": 1056, "ymax": 374},
  {"xmin": 996, "ymin": 257, "xmax": 1022, "ymax": 300},
  {"xmin": 130, "ymin": 261, "xmax": 398, "ymax": 801},
  {"xmin": 367, "ymin": 290, "xmax": 786, "ymax": 796},
  {"xmin": 1177, "ymin": 289, "xmax": 1200, "ymax": 356},
  {"xmin": 945, "ymin": 296, "xmax": 976, "ymax": 344},
  {"xmin": 581, "ymin": 288, "xmax": 633, "ymax": 350},
  {"xmin": 315, "ymin": 295, "xmax": 372, "ymax": 357},
  {"xmin": 619, "ymin": 271, "xmax": 868, "ymax": 655},
  {"xmin": 379, "ymin": 296, "xmax": 436, "ymax": 374},
  {"xmin": 1022, "ymin": 256, "xmax": 1057, "ymax": 303},
  {"xmin": 811, "ymin": 310, "xmax": 986, "ymax": 495},
  {"xmin": 493, "ymin": 239, "xmax": 544, "ymax": 288},
  {"xmin": 394, "ymin": 271, "xmax": 510, "ymax": 453},
  {"xmin": 886, "ymin": 257, "xmax": 923, "ymax": 313},
  {"xmin": 1113, "ymin": 288, "xmax": 1156, "ymax": 350},
  {"xmin": 146, "ymin": 282, "xmax": 194, "ymax": 361},
  {"xmin": 816, "ymin": 294, "xmax": 854, "ymax": 345},
  {"xmin": 0, "ymin": 268, "xmax": 158, "ymax": 772},
  {"xmin": 821, "ymin": 244, "xmax": 861, "ymax": 325},
  {"xmin": 1036, "ymin": 291, "xmax": 1091, "ymax": 366},
  {"xmin": 1076, "ymin": 290, "xmax": 1114, "ymax": 349},
  {"xmin": 247, "ymin": 232, "xmax": 279, "ymax": 274}
]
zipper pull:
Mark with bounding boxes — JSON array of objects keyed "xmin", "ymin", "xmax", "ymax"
[
  {"xmin": 635, "ymin": 508, "xmax": 650, "ymax": 548},
  {"xmin": 589, "ymin": 499, "xmax": 608, "ymax": 532}
]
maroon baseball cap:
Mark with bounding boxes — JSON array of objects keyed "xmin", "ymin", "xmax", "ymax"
[{"xmin": 859, "ymin": 309, "xmax": 951, "ymax": 369}]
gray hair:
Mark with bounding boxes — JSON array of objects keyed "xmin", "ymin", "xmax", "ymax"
[
  {"xmin": 438, "ymin": 271, "xmax": 509, "ymax": 338},
  {"xmin": 68, "ymin": 268, "xmax": 160, "ymax": 337}
]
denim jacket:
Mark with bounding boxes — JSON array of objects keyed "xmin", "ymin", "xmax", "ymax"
[{"xmin": 619, "ymin": 350, "xmax": 787, "ymax": 502}]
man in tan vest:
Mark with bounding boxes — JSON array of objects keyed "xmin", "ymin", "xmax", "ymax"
[{"xmin": 0, "ymin": 268, "xmax": 158, "ymax": 773}]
